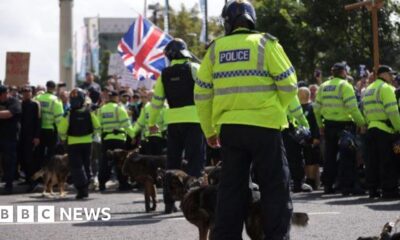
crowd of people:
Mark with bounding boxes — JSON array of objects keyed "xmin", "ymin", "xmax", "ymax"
[
  {"xmin": 0, "ymin": 34, "xmax": 399, "ymax": 201},
  {"xmin": 0, "ymin": 72, "xmax": 155, "ymax": 196}
]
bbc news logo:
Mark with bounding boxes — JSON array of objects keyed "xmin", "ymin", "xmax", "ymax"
[{"xmin": 0, "ymin": 206, "xmax": 111, "ymax": 223}]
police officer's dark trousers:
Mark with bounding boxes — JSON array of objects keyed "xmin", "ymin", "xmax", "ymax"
[
  {"xmin": 163, "ymin": 123, "xmax": 206, "ymax": 210},
  {"xmin": 166, "ymin": 123, "xmax": 205, "ymax": 176},
  {"xmin": 210, "ymin": 125, "xmax": 292, "ymax": 240},
  {"xmin": 99, "ymin": 139, "xmax": 128, "ymax": 189},
  {"xmin": 68, "ymin": 143, "xmax": 91, "ymax": 190},
  {"xmin": 282, "ymin": 128, "xmax": 305, "ymax": 189},
  {"xmin": 0, "ymin": 139, "xmax": 17, "ymax": 190},
  {"xmin": 36, "ymin": 129, "xmax": 57, "ymax": 167},
  {"xmin": 323, "ymin": 121, "xmax": 357, "ymax": 192},
  {"xmin": 365, "ymin": 128, "xmax": 398, "ymax": 196},
  {"xmin": 140, "ymin": 136, "xmax": 166, "ymax": 155},
  {"xmin": 18, "ymin": 136, "xmax": 36, "ymax": 181}
]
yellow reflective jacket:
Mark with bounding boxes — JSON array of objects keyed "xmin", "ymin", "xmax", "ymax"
[
  {"xmin": 98, "ymin": 102, "xmax": 134, "ymax": 141},
  {"xmin": 58, "ymin": 109, "xmax": 101, "ymax": 145},
  {"xmin": 194, "ymin": 29, "xmax": 298, "ymax": 138},
  {"xmin": 362, "ymin": 79, "xmax": 400, "ymax": 133},
  {"xmin": 314, "ymin": 77, "xmax": 365, "ymax": 128},
  {"xmin": 287, "ymin": 96, "xmax": 310, "ymax": 129},
  {"xmin": 149, "ymin": 59, "xmax": 200, "ymax": 126},
  {"xmin": 132, "ymin": 102, "xmax": 165, "ymax": 139},
  {"xmin": 35, "ymin": 92, "xmax": 64, "ymax": 130}
]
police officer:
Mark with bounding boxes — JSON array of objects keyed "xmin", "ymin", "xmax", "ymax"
[
  {"xmin": 314, "ymin": 63, "xmax": 366, "ymax": 195},
  {"xmin": 362, "ymin": 65, "xmax": 400, "ymax": 199},
  {"xmin": 35, "ymin": 80, "xmax": 64, "ymax": 166},
  {"xmin": 0, "ymin": 85, "xmax": 21, "ymax": 194},
  {"xmin": 58, "ymin": 88, "xmax": 100, "ymax": 199},
  {"xmin": 132, "ymin": 91, "xmax": 166, "ymax": 155},
  {"xmin": 149, "ymin": 38, "xmax": 206, "ymax": 214},
  {"xmin": 283, "ymin": 96, "xmax": 312, "ymax": 193},
  {"xmin": 98, "ymin": 90, "xmax": 134, "ymax": 192},
  {"xmin": 194, "ymin": 1, "xmax": 296, "ymax": 239}
]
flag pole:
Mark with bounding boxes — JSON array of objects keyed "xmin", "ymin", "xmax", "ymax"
[
  {"xmin": 205, "ymin": 0, "xmax": 208, "ymax": 42},
  {"xmin": 164, "ymin": 0, "xmax": 170, "ymax": 34},
  {"xmin": 144, "ymin": 0, "xmax": 147, "ymax": 17}
]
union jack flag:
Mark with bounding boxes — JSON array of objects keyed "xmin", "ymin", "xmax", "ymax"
[{"xmin": 118, "ymin": 15, "xmax": 172, "ymax": 81}]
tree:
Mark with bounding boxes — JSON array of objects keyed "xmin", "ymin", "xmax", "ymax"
[
  {"xmin": 255, "ymin": 0, "xmax": 400, "ymax": 82},
  {"xmin": 157, "ymin": 4, "xmax": 223, "ymax": 59}
]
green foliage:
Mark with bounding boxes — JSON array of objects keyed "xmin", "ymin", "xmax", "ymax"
[
  {"xmin": 156, "ymin": 4, "xmax": 223, "ymax": 59},
  {"xmin": 99, "ymin": 50, "xmax": 111, "ymax": 87},
  {"xmin": 255, "ymin": 0, "xmax": 400, "ymax": 82}
]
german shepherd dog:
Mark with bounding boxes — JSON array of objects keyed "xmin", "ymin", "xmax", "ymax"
[
  {"xmin": 181, "ymin": 184, "xmax": 309, "ymax": 240},
  {"xmin": 113, "ymin": 149, "xmax": 166, "ymax": 212},
  {"xmin": 158, "ymin": 169, "xmax": 203, "ymax": 202},
  {"xmin": 169, "ymin": 164, "xmax": 309, "ymax": 240},
  {"xmin": 32, "ymin": 154, "xmax": 69, "ymax": 197}
]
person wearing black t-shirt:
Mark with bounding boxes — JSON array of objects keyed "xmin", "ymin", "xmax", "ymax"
[
  {"xmin": 299, "ymin": 87, "xmax": 321, "ymax": 190},
  {"xmin": 80, "ymin": 72, "xmax": 101, "ymax": 93},
  {"xmin": 0, "ymin": 85, "xmax": 21, "ymax": 194},
  {"xmin": 18, "ymin": 86, "xmax": 41, "ymax": 192}
]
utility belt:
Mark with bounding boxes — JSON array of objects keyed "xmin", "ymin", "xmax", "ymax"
[
  {"xmin": 101, "ymin": 129, "xmax": 126, "ymax": 140},
  {"xmin": 324, "ymin": 120, "xmax": 354, "ymax": 129}
]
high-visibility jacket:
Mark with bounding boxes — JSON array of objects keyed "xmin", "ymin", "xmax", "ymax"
[
  {"xmin": 58, "ymin": 109, "xmax": 101, "ymax": 145},
  {"xmin": 149, "ymin": 59, "xmax": 200, "ymax": 126},
  {"xmin": 35, "ymin": 92, "xmax": 64, "ymax": 130},
  {"xmin": 362, "ymin": 78, "xmax": 400, "ymax": 133},
  {"xmin": 98, "ymin": 102, "xmax": 134, "ymax": 141},
  {"xmin": 132, "ymin": 102, "xmax": 165, "ymax": 139},
  {"xmin": 287, "ymin": 96, "xmax": 309, "ymax": 128},
  {"xmin": 194, "ymin": 28, "xmax": 298, "ymax": 138},
  {"xmin": 314, "ymin": 77, "xmax": 365, "ymax": 128}
]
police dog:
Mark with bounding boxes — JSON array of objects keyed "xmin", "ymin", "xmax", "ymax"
[
  {"xmin": 179, "ymin": 168, "xmax": 309, "ymax": 240},
  {"xmin": 116, "ymin": 149, "xmax": 166, "ymax": 212},
  {"xmin": 182, "ymin": 184, "xmax": 309, "ymax": 240},
  {"xmin": 32, "ymin": 154, "xmax": 69, "ymax": 197},
  {"xmin": 158, "ymin": 169, "xmax": 203, "ymax": 202}
]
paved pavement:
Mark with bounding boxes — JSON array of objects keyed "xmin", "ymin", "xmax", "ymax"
[{"xmin": 0, "ymin": 184, "xmax": 399, "ymax": 240}]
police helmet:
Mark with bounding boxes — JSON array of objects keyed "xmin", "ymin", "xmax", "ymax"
[
  {"xmin": 338, "ymin": 130, "xmax": 357, "ymax": 152},
  {"xmin": 164, "ymin": 38, "xmax": 192, "ymax": 61},
  {"xmin": 221, "ymin": 0, "xmax": 257, "ymax": 35},
  {"xmin": 70, "ymin": 88, "xmax": 86, "ymax": 110}
]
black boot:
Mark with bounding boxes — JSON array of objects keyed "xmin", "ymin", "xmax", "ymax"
[
  {"xmin": 324, "ymin": 185, "xmax": 335, "ymax": 194},
  {"xmin": 164, "ymin": 203, "xmax": 178, "ymax": 214},
  {"xmin": 369, "ymin": 189, "xmax": 381, "ymax": 199},
  {"xmin": 76, "ymin": 187, "xmax": 89, "ymax": 200}
]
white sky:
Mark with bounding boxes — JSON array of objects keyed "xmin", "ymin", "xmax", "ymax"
[
  {"xmin": 0, "ymin": 0, "xmax": 225, "ymax": 86},
  {"xmin": 1, "ymin": 0, "xmax": 398, "ymax": 86}
]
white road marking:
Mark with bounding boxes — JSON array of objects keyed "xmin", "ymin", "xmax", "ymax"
[{"xmin": 307, "ymin": 212, "xmax": 341, "ymax": 215}]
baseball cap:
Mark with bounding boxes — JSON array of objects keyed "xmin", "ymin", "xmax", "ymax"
[
  {"xmin": 108, "ymin": 90, "xmax": 119, "ymax": 97},
  {"xmin": 332, "ymin": 63, "xmax": 347, "ymax": 71},
  {"xmin": 46, "ymin": 80, "xmax": 56, "ymax": 89},
  {"xmin": 377, "ymin": 65, "xmax": 397, "ymax": 75}
]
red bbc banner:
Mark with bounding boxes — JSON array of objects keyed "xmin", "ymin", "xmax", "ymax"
[{"xmin": 4, "ymin": 52, "xmax": 30, "ymax": 86}]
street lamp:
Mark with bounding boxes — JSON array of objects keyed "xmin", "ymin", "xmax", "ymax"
[{"xmin": 148, "ymin": 3, "xmax": 161, "ymax": 25}]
